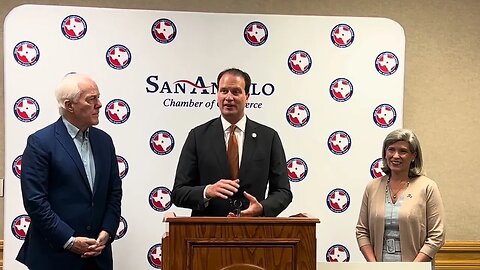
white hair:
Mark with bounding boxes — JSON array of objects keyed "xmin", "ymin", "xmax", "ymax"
[{"xmin": 55, "ymin": 73, "xmax": 98, "ymax": 115}]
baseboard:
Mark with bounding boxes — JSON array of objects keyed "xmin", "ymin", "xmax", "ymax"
[
  {"xmin": 435, "ymin": 241, "xmax": 480, "ymax": 269},
  {"xmin": 0, "ymin": 240, "xmax": 478, "ymax": 269}
]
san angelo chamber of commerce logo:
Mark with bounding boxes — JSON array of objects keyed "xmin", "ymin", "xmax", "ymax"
[
  {"xmin": 330, "ymin": 23, "xmax": 355, "ymax": 48},
  {"xmin": 151, "ymin": 18, "xmax": 177, "ymax": 44},
  {"xmin": 329, "ymin": 78, "xmax": 353, "ymax": 102},
  {"xmin": 326, "ymin": 188, "xmax": 351, "ymax": 214},
  {"xmin": 115, "ymin": 216, "xmax": 128, "ymax": 240},
  {"xmin": 373, "ymin": 104, "xmax": 397, "ymax": 128},
  {"xmin": 287, "ymin": 50, "xmax": 312, "ymax": 75},
  {"xmin": 106, "ymin": 44, "xmax": 131, "ymax": 70},
  {"xmin": 148, "ymin": 186, "xmax": 172, "ymax": 212},
  {"xmin": 11, "ymin": 214, "xmax": 31, "ymax": 240},
  {"xmin": 370, "ymin": 158, "xmax": 386, "ymax": 178},
  {"xmin": 13, "ymin": 96, "xmax": 40, "ymax": 122},
  {"xmin": 326, "ymin": 244, "xmax": 351, "ymax": 262},
  {"xmin": 61, "ymin": 15, "xmax": 87, "ymax": 40},
  {"xmin": 286, "ymin": 103, "xmax": 310, "ymax": 128},
  {"xmin": 149, "ymin": 130, "xmax": 174, "ymax": 155},
  {"xmin": 286, "ymin": 157, "xmax": 308, "ymax": 182},
  {"xmin": 375, "ymin": 51, "xmax": 399, "ymax": 76},
  {"xmin": 105, "ymin": 99, "xmax": 131, "ymax": 124},
  {"xmin": 244, "ymin": 21, "xmax": 268, "ymax": 46},
  {"xmin": 327, "ymin": 131, "xmax": 351, "ymax": 155},
  {"xmin": 13, "ymin": 41, "xmax": 40, "ymax": 66},
  {"xmin": 116, "ymin": 155, "xmax": 129, "ymax": 180},
  {"xmin": 12, "ymin": 155, "xmax": 23, "ymax": 179},
  {"xmin": 147, "ymin": 243, "xmax": 162, "ymax": 268}
]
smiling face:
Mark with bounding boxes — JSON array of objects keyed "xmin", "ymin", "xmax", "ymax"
[
  {"xmin": 385, "ymin": 140, "xmax": 416, "ymax": 175},
  {"xmin": 217, "ymin": 72, "xmax": 249, "ymax": 124}
]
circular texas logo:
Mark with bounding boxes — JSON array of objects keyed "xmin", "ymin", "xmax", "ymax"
[
  {"xmin": 105, "ymin": 99, "xmax": 131, "ymax": 124},
  {"xmin": 330, "ymin": 24, "xmax": 354, "ymax": 48},
  {"xmin": 13, "ymin": 41, "xmax": 40, "ymax": 66},
  {"xmin": 286, "ymin": 103, "xmax": 310, "ymax": 128},
  {"xmin": 147, "ymin": 243, "xmax": 162, "ymax": 268},
  {"xmin": 149, "ymin": 130, "xmax": 174, "ymax": 155},
  {"xmin": 373, "ymin": 104, "xmax": 397, "ymax": 128},
  {"xmin": 375, "ymin": 51, "xmax": 399, "ymax": 76},
  {"xmin": 287, "ymin": 157, "xmax": 308, "ymax": 182},
  {"xmin": 61, "ymin": 15, "xmax": 87, "ymax": 40},
  {"xmin": 326, "ymin": 244, "xmax": 351, "ymax": 262},
  {"xmin": 11, "ymin": 214, "xmax": 31, "ymax": 240},
  {"xmin": 326, "ymin": 188, "xmax": 351, "ymax": 213},
  {"xmin": 329, "ymin": 78, "xmax": 353, "ymax": 102},
  {"xmin": 287, "ymin": 50, "xmax": 312, "ymax": 75},
  {"xmin": 149, "ymin": 186, "xmax": 172, "ymax": 212},
  {"xmin": 151, "ymin": 18, "xmax": 177, "ymax": 44},
  {"xmin": 244, "ymin": 21, "xmax": 268, "ymax": 46},
  {"xmin": 106, "ymin": 44, "xmax": 131, "ymax": 70},
  {"xmin": 14, "ymin": 96, "xmax": 40, "ymax": 122}
]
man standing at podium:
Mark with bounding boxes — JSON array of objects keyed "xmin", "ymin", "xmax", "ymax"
[{"xmin": 172, "ymin": 68, "xmax": 292, "ymax": 217}]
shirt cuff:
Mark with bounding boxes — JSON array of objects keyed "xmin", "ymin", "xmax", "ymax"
[
  {"xmin": 203, "ymin": 185, "xmax": 211, "ymax": 207},
  {"xmin": 63, "ymin": 236, "xmax": 75, "ymax": 249}
]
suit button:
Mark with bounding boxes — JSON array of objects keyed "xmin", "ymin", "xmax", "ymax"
[{"xmin": 86, "ymin": 226, "xmax": 91, "ymax": 231}]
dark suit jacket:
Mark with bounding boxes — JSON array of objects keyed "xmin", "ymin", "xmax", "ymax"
[
  {"xmin": 172, "ymin": 117, "xmax": 292, "ymax": 217},
  {"xmin": 16, "ymin": 117, "xmax": 122, "ymax": 270}
]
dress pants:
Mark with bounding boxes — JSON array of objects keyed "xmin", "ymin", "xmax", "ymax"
[{"xmin": 83, "ymin": 258, "xmax": 101, "ymax": 270}]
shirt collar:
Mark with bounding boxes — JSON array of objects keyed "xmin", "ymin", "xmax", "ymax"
[
  {"xmin": 221, "ymin": 114, "xmax": 246, "ymax": 133},
  {"xmin": 62, "ymin": 116, "xmax": 89, "ymax": 139}
]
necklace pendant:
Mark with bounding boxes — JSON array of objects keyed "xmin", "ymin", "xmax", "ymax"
[{"xmin": 393, "ymin": 195, "xmax": 397, "ymax": 199}]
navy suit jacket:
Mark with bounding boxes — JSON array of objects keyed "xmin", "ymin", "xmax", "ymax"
[
  {"xmin": 172, "ymin": 117, "xmax": 292, "ymax": 217},
  {"xmin": 16, "ymin": 118, "xmax": 122, "ymax": 270}
]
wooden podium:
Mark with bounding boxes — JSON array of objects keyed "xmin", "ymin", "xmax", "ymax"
[{"xmin": 161, "ymin": 215, "xmax": 320, "ymax": 270}]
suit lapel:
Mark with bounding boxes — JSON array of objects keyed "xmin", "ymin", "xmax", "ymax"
[
  {"xmin": 240, "ymin": 118, "xmax": 257, "ymax": 177},
  {"xmin": 211, "ymin": 118, "xmax": 230, "ymax": 177},
  {"xmin": 89, "ymin": 128, "xmax": 102, "ymax": 195},
  {"xmin": 54, "ymin": 118, "xmax": 91, "ymax": 192}
]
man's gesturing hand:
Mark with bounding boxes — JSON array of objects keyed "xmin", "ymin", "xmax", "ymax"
[{"xmin": 206, "ymin": 179, "xmax": 240, "ymax": 199}]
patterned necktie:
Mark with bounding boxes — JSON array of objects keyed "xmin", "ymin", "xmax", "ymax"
[{"xmin": 227, "ymin": 125, "xmax": 239, "ymax": 179}]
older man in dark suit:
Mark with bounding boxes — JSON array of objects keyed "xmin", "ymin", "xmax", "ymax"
[
  {"xmin": 16, "ymin": 73, "xmax": 122, "ymax": 270},
  {"xmin": 172, "ymin": 68, "xmax": 292, "ymax": 217}
]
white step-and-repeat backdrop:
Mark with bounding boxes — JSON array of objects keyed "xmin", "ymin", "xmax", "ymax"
[{"xmin": 3, "ymin": 4, "xmax": 404, "ymax": 269}]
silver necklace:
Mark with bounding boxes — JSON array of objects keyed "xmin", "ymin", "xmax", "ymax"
[{"xmin": 387, "ymin": 179, "xmax": 409, "ymax": 200}]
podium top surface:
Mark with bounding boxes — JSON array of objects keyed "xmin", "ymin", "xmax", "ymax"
[{"xmin": 164, "ymin": 216, "xmax": 320, "ymax": 224}]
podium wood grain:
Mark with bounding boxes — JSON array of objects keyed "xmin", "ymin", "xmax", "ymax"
[{"xmin": 162, "ymin": 217, "xmax": 319, "ymax": 270}]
